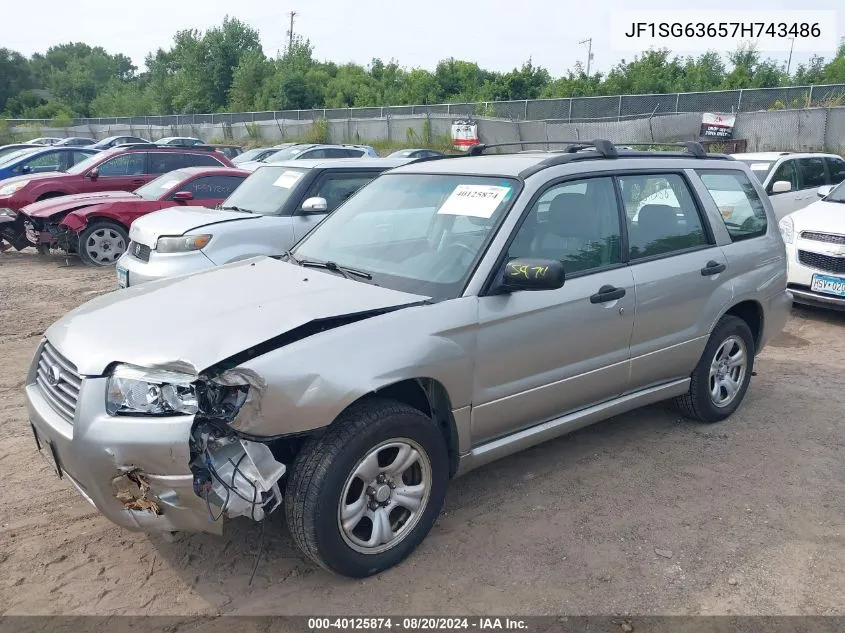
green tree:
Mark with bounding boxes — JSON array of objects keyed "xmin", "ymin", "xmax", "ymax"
[
  {"xmin": 0, "ymin": 48, "xmax": 33, "ymax": 113},
  {"xmin": 228, "ymin": 50, "xmax": 273, "ymax": 111}
]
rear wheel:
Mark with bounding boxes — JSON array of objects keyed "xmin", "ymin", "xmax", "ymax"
[
  {"xmin": 285, "ymin": 398, "xmax": 449, "ymax": 578},
  {"xmin": 78, "ymin": 221, "xmax": 129, "ymax": 267},
  {"xmin": 676, "ymin": 315, "xmax": 755, "ymax": 423}
]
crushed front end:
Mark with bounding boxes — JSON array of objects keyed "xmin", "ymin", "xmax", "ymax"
[
  {"xmin": 0, "ymin": 209, "xmax": 34, "ymax": 251},
  {"xmin": 25, "ymin": 341, "xmax": 289, "ymax": 535}
]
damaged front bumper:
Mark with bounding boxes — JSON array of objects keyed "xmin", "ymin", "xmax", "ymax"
[
  {"xmin": 25, "ymin": 351, "xmax": 285, "ymax": 536},
  {"xmin": 0, "ymin": 210, "xmax": 35, "ymax": 250}
]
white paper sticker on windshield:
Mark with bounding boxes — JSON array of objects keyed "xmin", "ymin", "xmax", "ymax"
[
  {"xmin": 273, "ymin": 170, "xmax": 302, "ymax": 188},
  {"xmin": 159, "ymin": 179, "xmax": 180, "ymax": 190},
  {"xmin": 750, "ymin": 163, "xmax": 770, "ymax": 170},
  {"xmin": 437, "ymin": 184, "xmax": 511, "ymax": 218}
]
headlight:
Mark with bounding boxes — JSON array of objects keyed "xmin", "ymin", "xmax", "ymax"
[
  {"xmin": 0, "ymin": 180, "xmax": 30, "ymax": 196},
  {"xmin": 778, "ymin": 216, "xmax": 794, "ymax": 244},
  {"xmin": 0, "ymin": 208, "xmax": 17, "ymax": 217},
  {"xmin": 107, "ymin": 364, "xmax": 198, "ymax": 416},
  {"xmin": 155, "ymin": 234, "xmax": 212, "ymax": 253}
]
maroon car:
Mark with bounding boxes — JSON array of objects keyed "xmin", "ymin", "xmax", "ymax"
[
  {"xmin": 0, "ymin": 144, "xmax": 234, "ymax": 253},
  {"xmin": 21, "ymin": 167, "xmax": 248, "ymax": 266}
]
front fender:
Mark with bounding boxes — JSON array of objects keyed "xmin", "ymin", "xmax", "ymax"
[
  {"xmin": 59, "ymin": 204, "xmax": 128, "ymax": 233},
  {"xmin": 223, "ymin": 297, "xmax": 478, "ymax": 440}
]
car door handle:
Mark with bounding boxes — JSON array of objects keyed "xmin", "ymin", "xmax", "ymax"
[
  {"xmin": 700, "ymin": 260, "xmax": 726, "ymax": 276},
  {"xmin": 590, "ymin": 285, "xmax": 626, "ymax": 304}
]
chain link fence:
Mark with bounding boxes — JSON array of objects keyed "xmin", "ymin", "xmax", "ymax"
[
  {"xmin": 8, "ymin": 84, "xmax": 845, "ymax": 126},
  {"xmin": 7, "ymin": 84, "xmax": 845, "ymax": 129}
]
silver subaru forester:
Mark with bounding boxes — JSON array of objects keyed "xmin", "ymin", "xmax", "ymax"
[{"xmin": 25, "ymin": 141, "xmax": 790, "ymax": 578}]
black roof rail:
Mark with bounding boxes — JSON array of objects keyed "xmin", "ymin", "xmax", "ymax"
[
  {"xmin": 117, "ymin": 142, "xmax": 220, "ymax": 152},
  {"xmin": 466, "ymin": 140, "xmax": 618, "ymax": 158},
  {"xmin": 617, "ymin": 141, "xmax": 708, "ymax": 158}
]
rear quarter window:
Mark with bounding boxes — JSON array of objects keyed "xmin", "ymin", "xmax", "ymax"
[{"xmin": 697, "ymin": 170, "xmax": 768, "ymax": 241}]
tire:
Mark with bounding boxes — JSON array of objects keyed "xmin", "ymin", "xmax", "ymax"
[
  {"xmin": 35, "ymin": 244, "xmax": 50, "ymax": 255},
  {"xmin": 285, "ymin": 398, "xmax": 449, "ymax": 578},
  {"xmin": 676, "ymin": 315, "xmax": 755, "ymax": 423},
  {"xmin": 77, "ymin": 221, "xmax": 129, "ymax": 267}
]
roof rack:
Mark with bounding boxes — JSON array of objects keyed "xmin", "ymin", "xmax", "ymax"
[
  {"xmin": 615, "ymin": 141, "xmax": 708, "ymax": 158},
  {"xmin": 467, "ymin": 140, "xmax": 618, "ymax": 158},
  {"xmin": 117, "ymin": 143, "xmax": 220, "ymax": 152}
]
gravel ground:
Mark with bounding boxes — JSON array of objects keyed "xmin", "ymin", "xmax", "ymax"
[{"xmin": 0, "ymin": 250, "xmax": 843, "ymax": 617}]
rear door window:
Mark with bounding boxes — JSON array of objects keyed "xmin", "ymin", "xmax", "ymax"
[
  {"xmin": 697, "ymin": 170, "xmax": 768, "ymax": 241},
  {"xmin": 619, "ymin": 173, "xmax": 709, "ymax": 260},
  {"xmin": 798, "ymin": 157, "xmax": 827, "ymax": 189},
  {"xmin": 147, "ymin": 152, "xmax": 185, "ymax": 174}
]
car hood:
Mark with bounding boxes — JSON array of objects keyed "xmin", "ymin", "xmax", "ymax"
[
  {"xmin": 22, "ymin": 191, "xmax": 139, "ymax": 218},
  {"xmin": 0, "ymin": 171, "xmax": 66, "ymax": 188},
  {"xmin": 789, "ymin": 199, "xmax": 845, "ymax": 233},
  {"xmin": 129, "ymin": 206, "xmax": 260, "ymax": 245},
  {"xmin": 46, "ymin": 257, "xmax": 429, "ymax": 376}
]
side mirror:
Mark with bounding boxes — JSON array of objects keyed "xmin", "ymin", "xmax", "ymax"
[
  {"xmin": 771, "ymin": 180, "xmax": 792, "ymax": 194},
  {"xmin": 87, "ymin": 167, "xmax": 99, "ymax": 180},
  {"xmin": 172, "ymin": 191, "xmax": 194, "ymax": 202},
  {"xmin": 817, "ymin": 184, "xmax": 834, "ymax": 198},
  {"xmin": 20, "ymin": 165, "xmax": 31, "ymax": 175},
  {"xmin": 500, "ymin": 258, "xmax": 565, "ymax": 292},
  {"xmin": 300, "ymin": 196, "xmax": 328, "ymax": 214}
]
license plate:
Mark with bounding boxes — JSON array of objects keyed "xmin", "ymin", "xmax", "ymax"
[
  {"xmin": 810, "ymin": 273, "xmax": 845, "ymax": 298},
  {"xmin": 117, "ymin": 267, "xmax": 128, "ymax": 288},
  {"xmin": 31, "ymin": 423, "xmax": 63, "ymax": 479}
]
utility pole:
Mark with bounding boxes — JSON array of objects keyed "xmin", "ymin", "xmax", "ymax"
[
  {"xmin": 786, "ymin": 37, "xmax": 795, "ymax": 76},
  {"xmin": 287, "ymin": 11, "xmax": 298, "ymax": 51},
  {"xmin": 579, "ymin": 38, "xmax": 593, "ymax": 76}
]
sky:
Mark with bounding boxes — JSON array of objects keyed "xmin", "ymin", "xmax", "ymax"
[{"xmin": 2, "ymin": 0, "xmax": 844, "ymax": 78}]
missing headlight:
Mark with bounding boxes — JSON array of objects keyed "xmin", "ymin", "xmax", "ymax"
[{"xmin": 189, "ymin": 422, "xmax": 285, "ymax": 522}]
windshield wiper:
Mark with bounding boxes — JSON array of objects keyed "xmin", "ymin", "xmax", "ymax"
[
  {"xmin": 220, "ymin": 205, "xmax": 254, "ymax": 213},
  {"xmin": 299, "ymin": 259, "xmax": 372, "ymax": 280},
  {"xmin": 281, "ymin": 250, "xmax": 299, "ymax": 264}
]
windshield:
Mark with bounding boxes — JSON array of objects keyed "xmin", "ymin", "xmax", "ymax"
[
  {"xmin": 233, "ymin": 148, "xmax": 271, "ymax": 164},
  {"xmin": 135, "ymin": 169, "xmax": 190, "ymax": 200},
  {"xmin": 825, "ymin": 181, "xmax": 845, "ymax": 203},
  {"xmin": 264, "ymin": 146, "xmax": 309, "ymax": 162},
  {"xmin": 220, "ymin": 165, "xmax": 309, "ymax": 214},
  {"xmin": 0, "ymin": 148, "xmax": 38, "ymax": 165},
  {"xmin": 292, "ymin": 173, "xmax": 519, "ymax": 300},
  {"xmin": 738, "ymin": 160, "xmax": 774, "ymax": 183}
]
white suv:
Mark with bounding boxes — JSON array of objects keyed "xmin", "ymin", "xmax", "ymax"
[{"xmin": 733, "ymin": 152, "xmax": 845, "ymax": 220}]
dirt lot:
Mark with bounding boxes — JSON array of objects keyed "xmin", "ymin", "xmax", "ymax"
[{"xmin": 0, "ymin": 249, "xmax": 843, "ymax": 617}]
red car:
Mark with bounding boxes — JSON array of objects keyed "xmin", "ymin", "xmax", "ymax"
[
  {"xmin": 0, "ymin": 144, "xmax": 234, "ymax": 252},
  {"xmin": 21, "ymin": 167, "xmax": 249, "ymax": 266}
]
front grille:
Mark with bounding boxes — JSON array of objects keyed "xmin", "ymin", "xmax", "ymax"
[
  {"xmin": 128, "ymin": 241, "xmax": 151, "ymax": 262},
  {"xmin": 798, "ymin": 250, "xmax": 845, "ymax": 275},
  {"xmin": 800, "ymin": 231, "xmax": 845, "ymax": 245},
  {"xmin": 35, "ymin": 342, "xmax": 82, "ymax": 423}
]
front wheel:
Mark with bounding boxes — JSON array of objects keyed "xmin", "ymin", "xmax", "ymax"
[
  {"xmin": 285, "ymin": 398, "xmax": 449, "ymax": 577},
  {"xmin": 676, "ymin": 315, "xmax": 755, "ymax": 423},
  {"xmin": 78, "ymin": 221, "xmax": 129, "ymax": 267}
]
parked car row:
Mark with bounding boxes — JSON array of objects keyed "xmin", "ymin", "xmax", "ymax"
[
  {"xmin": 0, "ymin": 144, "xmax": 235, "ymax": 251},
  {"xmin": 25, "ymin": 140, "xmax": 795, "ymax": 580}
]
